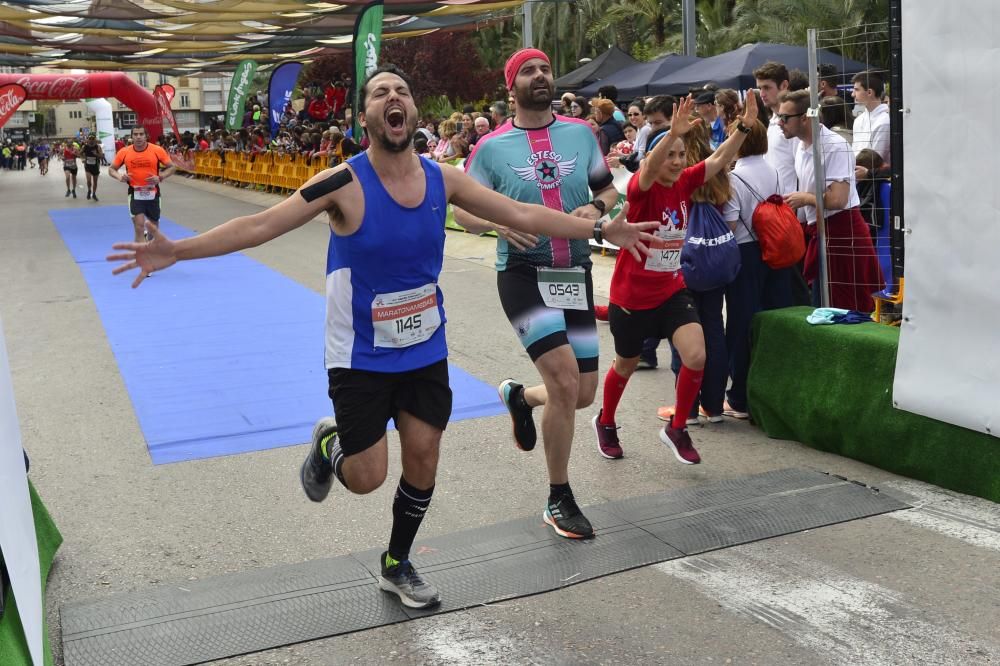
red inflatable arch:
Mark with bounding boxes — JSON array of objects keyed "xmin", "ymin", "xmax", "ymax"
[{"xmin": 0, "ymin": 72, "xmax": 161, "ymax": 141}]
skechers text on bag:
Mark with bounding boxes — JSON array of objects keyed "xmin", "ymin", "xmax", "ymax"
[{"xmin": 680, "ymin": 202, "xmax": 741, "ymax": 291}]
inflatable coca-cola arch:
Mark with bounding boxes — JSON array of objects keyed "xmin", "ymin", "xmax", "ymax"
[{"xmin": 0, "ymin": 72, "xmax": 161, "ymax": 141}]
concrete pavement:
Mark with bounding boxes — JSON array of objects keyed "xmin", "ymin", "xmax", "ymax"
[{"xmin": 1, "ymin": 166, "xmax": 998, "ymax": 665}]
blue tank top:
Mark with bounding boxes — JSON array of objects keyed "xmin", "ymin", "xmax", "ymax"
[{"xmin": 324, "ymin": 152, "xmax": 448, "ymax": 372}]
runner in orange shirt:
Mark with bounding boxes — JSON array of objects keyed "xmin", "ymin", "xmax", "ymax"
[{"xmin": 108, "ymin": 126, "xmax": 176, "ymax": 242}]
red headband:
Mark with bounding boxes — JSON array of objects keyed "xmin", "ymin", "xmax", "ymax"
[{"xmin": 504, "ymin": 48, "xmax": 550, "ymax": 90}]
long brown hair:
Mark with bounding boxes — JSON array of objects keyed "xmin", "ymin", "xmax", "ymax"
[{"xmin": 685, "ymin": 116, "xmax": 731, "ymax": 205}]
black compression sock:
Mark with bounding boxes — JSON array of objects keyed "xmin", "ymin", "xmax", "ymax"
[
  {"xmin": 548, "ymin": 482, "xmax": 572, "ymax": 504},
  {"xmin": 387, "ymin": 477, "xmax": 434, "ymax": 563}
]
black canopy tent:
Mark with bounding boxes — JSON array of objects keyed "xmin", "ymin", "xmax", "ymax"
[
  {"xmin": 553, "ymin": 46, "xmax": 637, "ymax": 93},
  {"xmin": 649, "ymin": 42, "xmax": 870, "ymax": 95},
  {"xmin": 577, "ymin": 53, "xmax": 701, "ymax": 99}
]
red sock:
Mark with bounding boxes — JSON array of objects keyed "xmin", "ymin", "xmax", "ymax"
[
  {"xmin": 601, "ymin": 365, "xmax": 629, "ymax": 424},
  {"xmin": 672, "ymin": 365, "xmax": 704, "ymax": 430}
]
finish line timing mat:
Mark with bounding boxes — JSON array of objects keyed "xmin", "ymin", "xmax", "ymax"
[
  {"xmin": 51, "ymin": 206, "xmax": 505, "ymax": 464},
  {"xmin": 60, "ymin": 469, "xmax": 908, "ymax": 666}
]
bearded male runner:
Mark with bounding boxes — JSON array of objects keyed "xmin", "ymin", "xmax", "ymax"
[{"xmin": 109, "ymin": 65, "xmax": 655, "ymax": 608}]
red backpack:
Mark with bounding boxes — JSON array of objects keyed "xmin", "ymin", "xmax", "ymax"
[{"xmin": 733, "ymin": 173, "xmax": 805, "ymax": 269}]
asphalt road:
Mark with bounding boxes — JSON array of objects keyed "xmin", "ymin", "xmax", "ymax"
[{"xmin": 1, "ymin": 166, "xmax": 998, "ymax": 665}]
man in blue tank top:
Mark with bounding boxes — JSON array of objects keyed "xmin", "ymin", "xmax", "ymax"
[
  {"xmin": 108, "ymin": 65, "xmax": 655, "ymax": 609},
  {"xmin": 454, "ymin": 49, "xmax": 622, "ymax": 539}
]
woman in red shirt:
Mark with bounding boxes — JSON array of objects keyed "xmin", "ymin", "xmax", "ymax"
[{"xmin": 593, "ymin": 93, "xmax": 758, "ymax": 465}]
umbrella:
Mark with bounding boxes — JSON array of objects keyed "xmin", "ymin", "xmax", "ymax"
[
  {"xmin": 577, "ymin": 53, "xmax": 702, "ymax": 99},
  {"xmin": 650, "ymin": 42, "xmax": 870, "ymax": 94},
  {"xmin": 553, "ymin": 46, "xmax": 637, "ymax": 93}
]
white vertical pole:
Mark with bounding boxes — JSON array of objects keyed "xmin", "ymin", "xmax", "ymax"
[
  {"xmin": 682, "ymin": 0, "xmax": 697, "ymax": 56},
  {"xmin": 522, "ymin": 1, "xmax": 533, "ymax": 49},
  {"xmin": 807, "ymin": 28, "xmax": 830, "ymax": 308}
]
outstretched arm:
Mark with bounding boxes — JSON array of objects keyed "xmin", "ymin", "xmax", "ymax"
[
  {"xmin": 107, "ymin": 165, "xmax": 346, "ymax": 288},
  {"xmin": 443, "ymin": 167, "xmax": 657, "ymax": 261}
]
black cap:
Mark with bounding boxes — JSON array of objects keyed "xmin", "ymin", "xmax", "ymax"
[{"xmin": 694, "ymin": 90, "xmax": 716, "ymax": 105}]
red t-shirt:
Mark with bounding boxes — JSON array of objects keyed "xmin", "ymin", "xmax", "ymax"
[{"xmin": 610, "ymin": 161, "xmax": 706, "ymax": 310}]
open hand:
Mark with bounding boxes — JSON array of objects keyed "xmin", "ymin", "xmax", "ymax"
[
  {"xmin": 739, "ymin": 89, "xmax": 759, "ymax": 126},
  {"xmin": 600, "ymin": 203, "xmax": 659, "ymax": 261},
  {"xmin": 668, "ymin": 96, "xmax": 701, "ymax": 136},
  {"xmin": 107, "ymin": 225, "xmax": 178, "ymax": 288},
  {"xmin": 494, "ymin": 225, "xmax": 538, "ymax": 251}
]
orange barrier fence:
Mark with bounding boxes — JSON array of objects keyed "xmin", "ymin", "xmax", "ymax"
[{"xmin": 174, "ymin": 150, "xmax": 331, "ymax": 193}]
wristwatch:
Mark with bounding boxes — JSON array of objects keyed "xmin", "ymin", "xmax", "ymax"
[
  {"xmin": 588, "ymin": 199, "xmax": 607, "ymax": 215},
  {"xmin": 593, "ymin": 219, "xmax": 605, "ymax": 244},
  {"xmin": 735, "ymin": 121, "xmax": 751, "ymax": 135}
]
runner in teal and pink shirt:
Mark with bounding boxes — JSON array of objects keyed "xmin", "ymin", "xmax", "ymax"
[{"xmin": 454, "ymin": 48, "xmax": 621, "ymax": 540}]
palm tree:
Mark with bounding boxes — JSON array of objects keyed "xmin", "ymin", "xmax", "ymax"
[
  {"xmin": 732, "ymin": 0, "xmax": 889, "ymax": 64},
  {"xmin": 585, "ymin": 0, "xmax": 675, "ymax": 56}
]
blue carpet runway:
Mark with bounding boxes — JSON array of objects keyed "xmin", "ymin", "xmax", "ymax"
[{"xmin": 51, "ymin": 206, "xmax": 505, "ymax": 464}]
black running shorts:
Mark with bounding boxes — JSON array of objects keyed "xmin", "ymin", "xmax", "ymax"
[
  {"xmin": 63, "ymin": 164, "xmax": 77, "ymax": 173},
  {"xmin": 327, "ymin": 358, "xmax": 453, "ymax": 456},
  {"xmin": 608, "ymin": 289, "xmax": 701, "ymax": 359},
  {"xmin": 496, "ymin": 263, "xmax": 599, "ymax": 373},
  {"xmin": 84, "ymin": 164, "xmax": 101, "ymax": 176},
  {"xmin": 129, "ymin": 195, "xmax": 161, "ymax": 222}
]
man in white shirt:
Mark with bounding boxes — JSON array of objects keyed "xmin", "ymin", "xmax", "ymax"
[
  {"xmin": 753, "ymin": 61, "xmax": 799, "ymax": 194},
  {"xmin": 851, "ymin": 70, "xmax": 890, "ymax": 165},
  {"xmin": 778, "ymin": 89, "xmax": 882, "ymax": 312}
]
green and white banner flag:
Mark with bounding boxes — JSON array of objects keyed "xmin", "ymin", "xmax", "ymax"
[
  {"xmin": 352, "ymin": 0, "xmax": 384, "ymax": 139},
  {"xmin": 226, "ymin": 59, "xmax": 258, "ymax": 131}
]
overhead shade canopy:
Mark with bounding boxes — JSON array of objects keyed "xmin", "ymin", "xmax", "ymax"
[
  {"xmin": 0, "ymin": 0, "xmax": 521, "ymax": 73},
  {"xmin": 576, "ymin": 53, "xmax": 701, "ymax": 99},
  {"xmin": 649, "ymin": 42, "xmax": 870, "ymax": 94},
  {"xmin": 553, "ymin": 45, "xmax": 637, "ymax": 93}
]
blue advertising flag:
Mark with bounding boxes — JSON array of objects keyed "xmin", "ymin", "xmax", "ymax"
[{"xmin": 267, "ymin": 61, "xmax": 303, "ymax": 138}]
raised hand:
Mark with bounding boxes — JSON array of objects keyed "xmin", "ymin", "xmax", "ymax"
[
  {"xmin": 107, "ymin": 225, "xmax": 178, "ymax": 288},
  {"xmin": 600, "ymin": 203, "xmax": 659, "ymax": 261},
  {"xmin": 740, "ymin": 89, "xmax": 759, "ymax": 126},
  {"xmin": 668, "ymin": 95, "xmax": 702, "ymax": 137}
]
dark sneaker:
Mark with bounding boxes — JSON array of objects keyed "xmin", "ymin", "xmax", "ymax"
[
  {"xmin": 65, "ymin": 190, "xmax": 71, "ymax": 197},
  {"xmin": 300, "ymin": 417, "xmax": 338, "ymax": 502},
  {"xmin": 71, "ymin": 190, "xmax": 77, "ymax": 198},
  {"xmin": 378, "ymin": 552, "xmax": 441, "ymax": 609},
  {"xmin": 660, "ymin": 426, "xmax": 701, "ymax": 465},
  {"xmin": 638, "ymin": 349, "xmax": 658, "ymax": 369},
  {"xmin": 498, "ymin": 379, "xmax": 536, "ymax": 451},
  {"xmin": 543, "ymin": 494, "xmax": 594, "ymax": 539},
  {"xmin": 592, "ymin": 411, "xmax": 623, "ymax": 459},
  {"xmin": 92, "ymin": 193, "xmax": 99, "ymax": 202},
  {"xmin": 86, "ymin": 190, "xmax": 91, "ymax": 200}
]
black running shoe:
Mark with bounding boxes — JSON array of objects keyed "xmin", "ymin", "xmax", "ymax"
[
  {"xmin": 498, "ymin": 379, "xmax": 536, "ymax": 451},
  {"xmin": 300, "ymin": 417, "xmax": 337, "ymax": 502},
  {"xmin": 378, "ymin": 552, "xmax": 441, "ymax": 609},
  {"xmin": 86, "ymin": 190, "xmax": 91, "ymax": 200},
  {"xmin": 92, "ymin": 193, "xmax": 98, "ymax": 202},
  {"xmin": 543, "ymin": 493, "xmax": 594, "ymax": 539}
]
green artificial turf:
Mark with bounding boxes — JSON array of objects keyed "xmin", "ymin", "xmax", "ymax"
[
  {"xmin": 0, "ymin": 481, "xmax": 63, "ymax": 666},
  {"xmin": 749, "ymin": 307, "xmax": 1000, "ymax": 502}
]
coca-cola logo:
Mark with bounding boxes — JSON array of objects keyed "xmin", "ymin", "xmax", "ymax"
[
  {"xmin": 14, "ymin": 75, "xmax": 88, "ymax": 100},
  {"xmin": 0, "ymin": 84, "xmax": 27, "ymax": 128}
]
